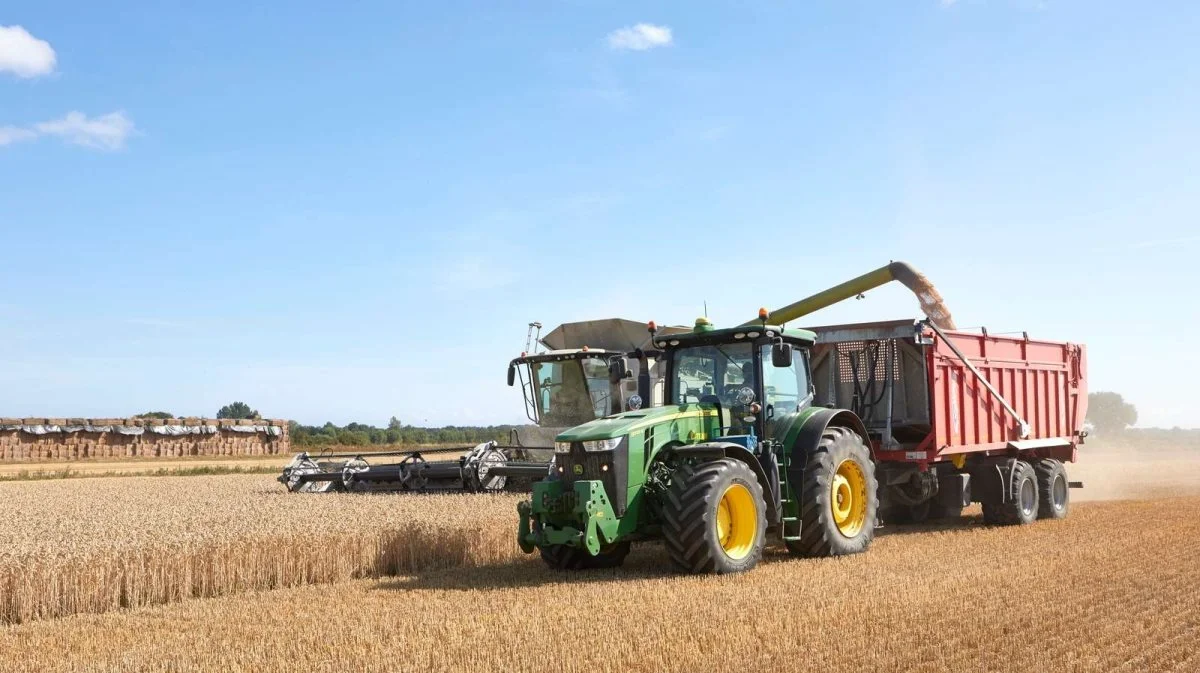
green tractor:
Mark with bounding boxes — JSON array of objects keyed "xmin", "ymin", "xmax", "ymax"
[
  {"xmin": 517, "ymin": 262, "xmax": 958, "ymax": 573},
  {"xmin": 517, "ymin": 312, "xmax": 878, "ymax": 573}
]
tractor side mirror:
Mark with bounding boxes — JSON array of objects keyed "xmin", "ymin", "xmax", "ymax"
[
  {"xmin": 609, "ymin": 356, "xmax": 633, "ymax": 384},
  {"xmin": 507, "ymin": 364, "xmax": 516, "ymax": 386},
  {"xmin": 772, "ymin": 341, "xmax": 793, "ymax": 368}
]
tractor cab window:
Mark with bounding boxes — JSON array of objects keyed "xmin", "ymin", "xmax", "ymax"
[
  {"xmin": 671, "ymin": 342, "xmax": 756, "ymax": 406},
  {"xmin": 761, "ymin": 343, "xmax": 810, "ymax": 414},
  {"xmin": 532, "ymin": 358, "xmax": 611, "ymax": 426}
]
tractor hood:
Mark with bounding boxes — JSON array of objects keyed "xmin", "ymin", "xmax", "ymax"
[{"xmin": 555, "ymin": 404, "xmax": 718, "ymax": 442}]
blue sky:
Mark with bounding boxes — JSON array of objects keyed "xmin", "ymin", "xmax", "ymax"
[{"xmin": 1, "ymin": 1, "xmax": 1197, "ymax": 427}]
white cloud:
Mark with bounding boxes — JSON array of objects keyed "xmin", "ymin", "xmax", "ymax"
[
  {"xmin": 0, "ymin": 111, "xmax": 137, "ymax": 151},
  {"xmin": 34, "ymin": 111, "xmax": 135, "ymax": 150},
  {"xmin": 607, "ymin": 23, "xmax": 673, "ymax": 51},
  {"xmin": 0, "ymin": 25, "xmax": 56, "ymax": 78},
  {"xmin": 0, "ymin": 126, "xmax": 38, "ymax": 146}
]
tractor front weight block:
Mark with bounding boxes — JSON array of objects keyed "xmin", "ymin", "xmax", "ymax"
[{"xmin": 522, "ymin": 479, "xmax": 620, "ymax": 555}]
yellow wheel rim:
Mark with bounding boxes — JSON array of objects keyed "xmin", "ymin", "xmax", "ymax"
[
  {"xmin": 715, "ymin": 483, "xmax": 758, "ymax": 560},
  {"xmin": 830, "ymin": 459, "xmax": 868, "ymax": 538}
]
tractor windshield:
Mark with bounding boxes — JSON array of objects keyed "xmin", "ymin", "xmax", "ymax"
[
  {"xmin": 671, "ymin": 342, "xmax": 757, "ymax": 406},
  {"xmin": 531, "ymin": 357, "xmax": 614, "ymax": 426}
]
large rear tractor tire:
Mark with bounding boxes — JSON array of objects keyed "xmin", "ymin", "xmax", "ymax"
[
  {"xmin": 982, "ymin": 460, "xmax": 1039, "ymax": 525},
  {"xmin": 663, "ymin": 458, "xmax": 767, "ymax": 574},
  {"xmin": 539, "ymin": 542, "xmax": 631, "ymax": 570},
  {"xmin": 787, "ymin": 427, "xmax": 878, "ymax": 557},
  {"xmin": 1035, "ymin": 459, "xmax": 1069, "ymax": 520}
]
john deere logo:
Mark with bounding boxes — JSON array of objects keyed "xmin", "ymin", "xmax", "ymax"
[{"xmin": 573, "ymin": 464, "xmax": 584, "ymax": 476}]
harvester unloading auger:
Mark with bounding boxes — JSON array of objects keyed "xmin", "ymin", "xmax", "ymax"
[
  {"xmin": 739, "ymin": 260, "xmax": 955, "ymax": 329},
  {"xmin": 278, "ymin": 318, "xmax": 686, "ymax": 493}
]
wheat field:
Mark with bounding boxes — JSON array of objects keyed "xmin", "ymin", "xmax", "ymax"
[
  {"xmin": 2, "ymin": 447, "xmax": 1199, "ymax": 672},
  {"xmin": 0, "ymin": 475, "xmax": 523, "ymax": 624},
  {"xmin": 1, "ymin": 496, "xmax": 1197, "ymax": 672}
]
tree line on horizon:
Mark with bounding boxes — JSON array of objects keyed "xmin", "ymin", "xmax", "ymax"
[
  {"xmin": 132, "ymin": 402, "xmax": 518, "ymax": 446},
  {"xmin": 288, "ymin": 416, "xmax": 519, "ymax": 447},
  {"xmin": 132, "ymin": 393, "xmax": 1155, "ymax": 446}
]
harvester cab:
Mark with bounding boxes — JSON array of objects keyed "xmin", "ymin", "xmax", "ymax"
[
  {"xmin": 508, "ymin": 348, "xmax": 657, "ymax": 434},
  {"xmin": 505, "ymin": 317, "xmax": 689, "ymax": 455}
]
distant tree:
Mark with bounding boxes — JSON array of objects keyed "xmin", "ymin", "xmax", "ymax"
[
  {"xmin": 135, "ymin": 411, "xmax": 174, "ymax": 420},
  {"xmin": 388, "ymin": 416, "xmax": 403, "ymax": 430},
  {"xmin": 1087, "ymin": 392, "xmax": 1137, "ymax": 435},
  {"xmin": 216, "ymin": 401, "xmax": 260, "ymax": 420}
]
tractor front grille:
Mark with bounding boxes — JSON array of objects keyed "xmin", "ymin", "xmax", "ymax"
[{"xmin": 559, "ymin": 440, "xmax": 628, "ymax": 516}]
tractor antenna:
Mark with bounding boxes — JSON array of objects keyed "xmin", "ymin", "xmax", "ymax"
[{"xmin": 703, "ymin": 301, "xmax": 708, "ymax": 318}]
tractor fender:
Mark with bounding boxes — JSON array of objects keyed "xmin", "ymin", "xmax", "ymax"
[
  {"xmin": 787, "ymin": 408, "xmax": 871, "ymax": 474},
  {"xmin": 670, "ymin": 442, "xmax": 779, "ymax": 525}
]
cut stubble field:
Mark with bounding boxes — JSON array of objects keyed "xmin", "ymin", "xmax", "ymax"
[
  {"xmin": 3, "ymin": 497, "xmax": 1199, "ymax": 673},
  {"xmin": 1, "ymin": 444, "xmax": 1198, "ymax": 672}
]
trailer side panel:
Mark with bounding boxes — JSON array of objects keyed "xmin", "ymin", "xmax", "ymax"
[{"xmin": 931, "ymin": 330, "xmax": 1087, "ymax": 459}]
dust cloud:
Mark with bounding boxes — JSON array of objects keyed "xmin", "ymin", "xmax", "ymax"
[{"xmin": 1071, "ymin": 437, "xmax": 1200, "ymax": 501}]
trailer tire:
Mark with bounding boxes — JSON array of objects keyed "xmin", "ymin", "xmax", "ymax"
[
  {"xmin": 663, "ymin": 458, "xmax": 766, "ymax": 574},
  {"xmin": 1035, "ymin": 459, "xmax": 1069, "ymax": 520},
  {"xmin": 981, "ymin": 460, "xmax": 1039, "ymax": 525},
  {"xmin": 539, "ymin": 542, "xmax": 630, "ymax": 570},
  {"xmin": 787, "ymin": 427, "xmax": 878, "ymax": 557}
]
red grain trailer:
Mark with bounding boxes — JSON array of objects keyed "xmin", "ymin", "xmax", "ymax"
[{"xmin": 809, "ymin": 319, "xmax": 1087, "ymax": 525}]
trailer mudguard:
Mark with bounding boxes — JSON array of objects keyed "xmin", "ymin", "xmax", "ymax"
[{"xmin": 671, "ymin": 442, "xmax": 779, "ymax": 525}]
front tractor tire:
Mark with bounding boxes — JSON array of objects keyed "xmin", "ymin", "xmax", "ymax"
[
  {"xmin": 663, "ymin": 458, "xmax": 767, "ymax": 574},
  {"xmin": 540, "ymin": 542, "xmax": 631, "ymax": 571},
  {"xmin": 788, "ymin": 427, "xmax": 879, "ymax": 558}
]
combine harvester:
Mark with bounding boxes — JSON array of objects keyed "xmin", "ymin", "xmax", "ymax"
[
  {"xmin": 278, "ymin": 318, "xmax": 685, "ymax": 493},
  {"xmin": 517, "ymin": 262, "xmax": 1088, "ymax": 572}
]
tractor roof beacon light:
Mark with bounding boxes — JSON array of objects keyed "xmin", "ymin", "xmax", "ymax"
[{"xmin": 758, "ymin": 307, "xmax": 769, "ymax": 327}]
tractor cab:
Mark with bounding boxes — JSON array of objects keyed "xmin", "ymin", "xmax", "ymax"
[{"xmin": 653, "ymin": 316, "xmax": 817, "ymax": 449}]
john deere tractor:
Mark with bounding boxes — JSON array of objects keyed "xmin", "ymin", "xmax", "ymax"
[
  {"xmin": 517, "ymin": 311, "xmax": 879, "ymax": 573},
  {"xmin": 516, "ymin": 262, "xmax": 957, "ymax": 573}
]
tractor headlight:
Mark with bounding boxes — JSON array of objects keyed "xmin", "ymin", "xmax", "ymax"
[
  {"xmin": 554, "ymin": 442, "xmax": 572, "ymax": 454},
  {"xmin": 582, "ymin": 438, "xmax": 622, "ymax": 452}
]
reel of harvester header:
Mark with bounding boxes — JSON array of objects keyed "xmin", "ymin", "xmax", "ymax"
[{"xmin": 279, "ymin": 441, "xmax": 546, "ymax": 493}]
